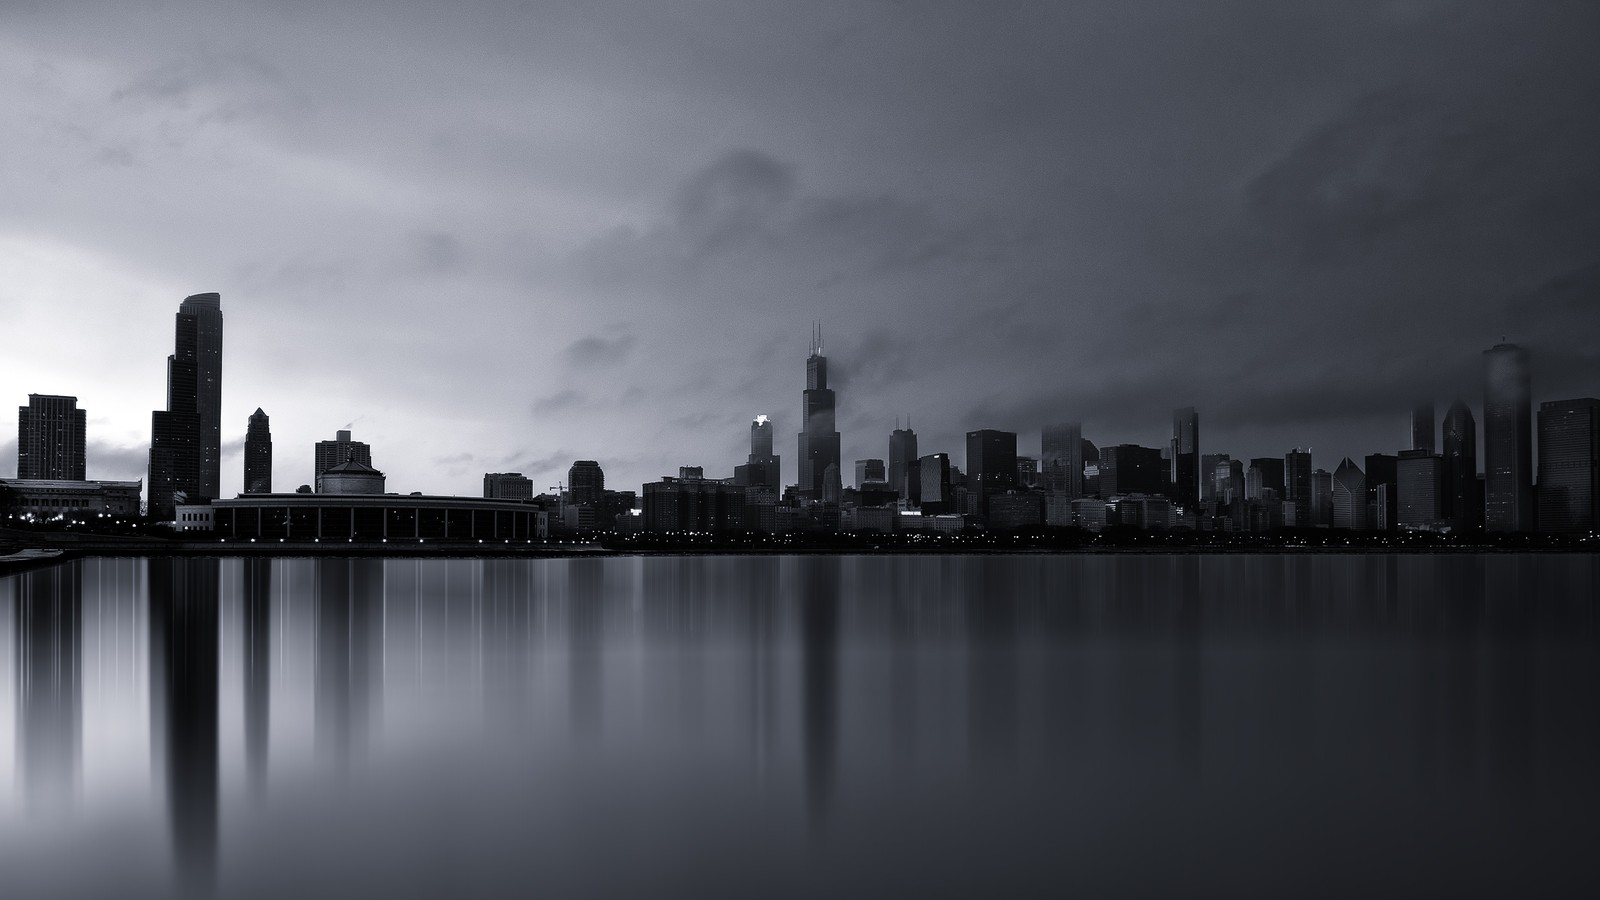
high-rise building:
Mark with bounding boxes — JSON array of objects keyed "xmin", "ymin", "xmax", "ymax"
[
  {"xmin": 1397, "ymin": 449, "xmax": 1443, "ymax": 528},
  {"xmin": 568, "ymin": 460, "xmax": 604, "ymax": 507},
  {"xmin": 1041, "ymin": 422, "xmax": 1083, "ymax": 498},
  {"xmin": 797, "ymin": 324, "xmax": 840, "ymax": 500},
  {"xmin": 483, "ymin": 472, "xmax": 533, "ymax": 499},
  {"xmin": 888, "ymin": 424, "xmax": 918, "ymax": 498},
  {"xmin": 1411, "ymin": 401, "xmax": 1435, "ymax": 455},
  {"xmin": 17, "ymin": 394, "xmax": 86, "ymax": 480},
  {"xmin": 855, "ymin": 458, "xmax": 886, "ymax": 487},
  {"xmin": 314, "ymin": 430, "xmax": 373, "ymax": 483},
  {"xmin": 1483, "ymin": 343, "xmax": 1533, "ymax": 531},
  {"xmin": 1248, "ymin": 457, "xmax": 1285, "ymax": 499},
  {"xmin": 1284, "ymin": 449, "xmax": 1312, "ymax": 526},
  {"xmin": 966, "ymin": 429, "xmax": 1018, "ymax": 508},
  {"xmin": 244, "ymin": 408, "xmax": 272, "ymax": 494},
  {"xmin": 1100, "ymin": 444, "xmax": 1165, "ymax": 497},
  {"xmin": 1536, "ymin": 398, "xmax": 1600, "ymax": 533},
  {"xmin": 1331, "ymin": 458, "xmax": 1367, "ymax": 530},
  {"xmin": 1170, "ymin": 407, "xmax": 1199, "ymax": 507},
  {"xmin": 917, "ymin": 453, "xmax": 952, "ymax": 515},
  {"xmin": 750, "ymin": 414, "xmax": 774, "ymax": 459},
  {"xmin": 148, "ymin": 294, "xmax": 221, "ymax": 518},
  {"xmin": 1311, "ymin": 468, "xmax": 1333, "ymax": 527},
  {"xmin": 735, "ymin": 415, "xmax": 781, "ymax": 492},
  {"xmin": 1364, "ymin": 453, "xmax": 1397, "ymax": 530},
  {"xmin": 1442, "ymin": 400, "xmax": 1479, "ymax": 530}
]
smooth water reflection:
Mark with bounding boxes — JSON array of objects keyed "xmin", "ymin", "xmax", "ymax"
[{"xmin": 0, "ymin": 554, "xmax": 1596, "ymax": 898}]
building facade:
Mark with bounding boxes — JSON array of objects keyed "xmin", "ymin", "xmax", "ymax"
[
  {"xmin": 888, "ymin": 425, "xmax": 918, "ymax": 499},
  {"xmin": 1331, "ymin": 458, "xmax": 1367, "ymax": 529},
  {"xmin": 1483, "ymin": 343, "xmax": 1533, "ymax": 531},
  {"xmin": 797, "ymin": 325, "xmax": 840, "ymax": 500},
  {"xmin": 1536, "ymin": 398, "xmax": 1600, "ymax": 533},
  {"xmin": 483, "ymin": 472, "xmax": 533, "ymax": 499},
  {"xmin": 147, "ymin": 294, "xmax": 222, "ymax": 518},
  {"xmin": 1442, "ymin": 400, "xmax": 1479, "ymax": 530},
  {"xmin": 1041, "ymin": 422, "xmax": 1083, "ymax": 498},
  {"xmin": 244, "ymin": 408, "xmax": 272, "ymax": 494},
  {"xmin": 17, "ymin": 394, "xmax": 86, "ymax": 481},
  {"xmin": 1170, "ymin": 407, "xmax": 1199, "ymax": 507},
  {"xmin": 1411, "ymin": 401, "xmax": 1435, "ymax": 455},
  {"xmin": 965, "ymin": 429, "xmax": 1018, "ymax": 511},
  {"xmin": 314, "ymin": 429, "xmax": 373, "ymax": 482}
]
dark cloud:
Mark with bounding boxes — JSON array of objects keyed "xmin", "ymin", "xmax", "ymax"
[
  {"xmin": 562, "ymin": 334, "xmax": 636, "ymax": 368},
  {"xmin": 532, "ymin": 390, "xmax": 584, "ymax": 415}
]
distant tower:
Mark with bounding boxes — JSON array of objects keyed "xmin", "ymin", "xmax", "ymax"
[
  {"xmin": 568, "ymin": 461, "xmax": 605, "ymax": 507},
  {"xmin": 1041, "ymin": 422, "xmax": 1083, "ymax": 498},
  {"xmin": 1284, "ymin": 449, "xmax": 1312, "ymax": 526},
  {"xmin": 244, "ymin": 408, "xmax": 272, "ymax": 494},
  {"xmin": 1536, "ymin": 398, "xmax": 1600, "ymax": 533},
  {"xmin": 1170, "ymin": 407, "xmax": 1199, "ymax": 507},
  {"xmin": 966, "ymin": 429, "xmax": 1018, "ymax": 511},
  {"xmin": 1411, "ymin": 401, "xmax": 1436, "ymax": 454},
  {"xmin": 1331, "ymin": 458, "xmax": 1367, "ymax": 530},
  {"xmin": 797, "ymin": 323, "xmax": 841, "ymax": 500},
  {"xmin": 314, "ymin": 430, "xmax": 373, "ymax": 484},
  {"xmin": 745, "ymin": 414, "xmax": 780, "ymax": 489},
  {"xmin": 149, "ymin": 293, "xmax": 222, "ymax": 518},
  {"xmin": 855, "ymin": 458, "xmax": 886, "ymax": 487},
  {"xmin": 17, "ymin": 394, "xmax": 86, "ymax": 480},
  {"xmin": 1442, "ymin": 400, "xmax": 1479, "ymax": 529},
  {"xmin": 1483, "ymin": 343, "xmax": 1533, "ymax": 532},
  {"xmin": 888, "ymin": 422, "xmax": 918, "ymax": 499}
]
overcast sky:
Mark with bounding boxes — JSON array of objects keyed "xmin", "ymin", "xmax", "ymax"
[{"xmin": 2, "ymin": 0, "xmax": 1597, "ymax": 497}]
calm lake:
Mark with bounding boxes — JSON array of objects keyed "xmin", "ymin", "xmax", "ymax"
[{"xmin": 1, "ymin": 554, "xmax": 1596, "ymax": 898}]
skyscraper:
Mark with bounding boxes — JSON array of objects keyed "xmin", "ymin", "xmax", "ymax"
[
  {"xmin": 855, "ymin": 459, "xmax": 886, "ymax": 487},
  {"xmin": 244, "ymin": 408, "xmax": 272, "ymax": 494},
  {"xmin": 314, "ymin": 430, "xmax": 373, "ymax": 482},
  {"xmin": 1041, "ymin": 422, "xmax": 1083, "ymax": 498},
  {"xmin": 797, "ymin": 324, "xmax": 840, "ymax": 500},
  {"xmin": 1364, "ymin": 453, "xmax": 1397, "ymax": 530},
  {"xmin": 1170, "ymin": 407, "xmax": 1199, "ymax": 507},
  {"xmin": 888, "ymin": 424, "xmax": 918, "ymax": 498},
  {"xmin": 1099, "ymin": 444, "xmax": 1165, "ymax": 497},
  {"xmin": 1442, "ymin": 400, "xmax": 1479, "ymax": 530},
  {"xmin": 1284, "ymin": 449, "xmax": 1312, "ymax": 527},
  {"xmin": 568, "ymin": 460, "xmax": 605, "ymax": 507},
  {"xmin": 1248, "ymin": 457, "xmax": 1285, "ymax": 498},
  {"xmin": 1483, "ymin": 343, "xmax": 1533, "ymax": 532},
  {"xmin": 737, "ymin": 414, "xmax": 781, "ymax": 491},
  {"xmin": 17, "ymin": 394, "xmax": 86, "ymax": 480},
  {"xmin": 966, "ymin": 429, "xmax": 1018, "ymax": 509},
  {"xmin": 917, "ymin": 453, "xmax": 952, "ymax": 515},
  {"xmin": 1331, "ymin": 458, "xmax": 1367, "ymax": 530},
  {"xmin": 1536, "ymin": 398, "xmax": 1600, "ymax": 533},
  {"xmin": 1397, "ymin": 449, "xmax": 1443, "ymax": 528},
  {"xmin": 1411, "ymin": 402, "xmax": 1435, "ymax": 454},
  {"xmin": 149, "ymin": 294, "xmax": 221, "ymax": 518}
]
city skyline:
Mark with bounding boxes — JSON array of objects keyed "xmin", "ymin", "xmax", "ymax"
[{"xmin": 2, "ymin": 2, "xmax": 1597, "ymax": 497}]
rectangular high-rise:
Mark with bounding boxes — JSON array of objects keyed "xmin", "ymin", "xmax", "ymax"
[
  {"xmin": 1041, "ymin": 422, "xmax": 1083, "ymax": 498},
  {"xmin": 1284, "ymin": 449, "xmax": 1312, "ymax": 526},
  {"xmin": 1536, "ymin": 398, "xmax": 1600, "ymax": 533},
  {"xmin": 1397, "ymin": 450, "xmax": 1443, "ymax": 528},
  {"xmin": 1100, "ymin": 444, "xmax": 1165, "ymax": 497},
  {"xmin": 966, "ymin": 429, "xmax": 1017, "ymax": 508},
  {"xmin": 244, "ymin": 408, "xmax": 272, "ymax": 494},
  {"xmin": 314, "ymin": 430, "xmax": 373, "ymax": 481},
  {"xmin": 797, "ymin": 325, "xmax": 840, "ymax": 500},
  {"xmin": 17, "ymin": 394, "xmax": 86, "ymax": 480},
  {"xmin": 1411, "ymin": 402, "xmax": 1435, "ymax": 454},
  {"xmin": 1170, "ymin": 407, "xmax": 1199, "ymax": 507},
  {"xmin": 1442, "ymin": 400, "xmax": 1480, "ymax": 529},
  {"xmin": 148, "ymin": 293, "xmax": 221, "ymax": 518},
  {"xmin": 888, "ymin": 426, "xmax": 918, "ymax": 498},
  {"xmin": 1483, "ymin": 343, "xmax": 1533, "ymax": 531}
]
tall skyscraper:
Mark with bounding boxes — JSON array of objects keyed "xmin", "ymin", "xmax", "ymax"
[
  {"xmin": 917, "ymin": 453, "xmax": 952, "ymax": 515},
  {"xmin": 1397, "ymin": 449, "xmax": 1443, "ymax": 528},
  {"xmin": 1411, "ymin": 402, "xmax": 1435, "ymax": 454},
  {"xmin": 1099, "ymin": 444, "xmax": 1165, "ymax": 497},
  {"xmin": 1170, "ymin": 407, "xmax": 1200, "ymax": 507},
  {"xmin": 17, "ymin": 394, "xmax": 86, "ymax": 480},
  {"xmin": 1536, "ymin": 398, "xmax": 1600, "ymax": 533},
  {"xmin": 1248, "ymin": 457, "xmax": 1285, "ymax": 498},
  {"xmin": 888, "ymin": 423, "xmax": 918, "ymax": 498},
  {"xmin": 1331, "ymin": 458, "xmax": 1367, "ymax": 530},
  {"xmin": 966, "ymin": 429, "xmax": 1018, "ymax": 509},
  {"xmin": 244, "ymin": 408, "xmax": 272, "ymax": 494},
  {"xmin": 1364, "ymin": 453, "xmax": 1397, "ymax": 530},
  {"xmin": 1483, "ymin": 343, "xmax": 1533, "ymax": 532},
  {"xmin": 1441, "ymin": 400, "xmax": 1479, "ymax": 530},
  {"xmin": 314, "ymin": 430, "xmax": 373, "ymax": 482},
  {"xmin": 1041, "ymin": 422, "xmax": 1083, "ymax": 498},
  {"xmin": 855, "ymin": 459, "xmax": 886, "ymax": 487},
  {"xmin": 737, "ymin": 414, "xmax": 781, "ymax": 491},
  {"xmin": 149, "ymin": 294, "xmax": 221, "ymax": 518},
  {"xmin": 568, "ymin": 460, "xmax": 605, "ymax": 507},
  {"xmin": 1284, "ymin": 449, "xmax": 1312, "ymax": 526},
  {"xmin": 797, "ymin": 324, "xmax": 840, "ymax": 500}
]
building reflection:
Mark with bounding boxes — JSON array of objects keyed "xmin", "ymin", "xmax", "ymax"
[
  {"xmin": 315, "ymin": 559, "xmax": 383, "ymax": 767},
  {"xmin": 965, "ymin": 557, "xmax": 1018, "ymax": 773},
  {"xmin": 14, "ymin": 561, "xmax": 82, "ymax": 811},
  {"xmin": 567, "ymin": 558, "xmax": 604, "ymax": 739},
  {"xmin": 148, "ymin": 557, "xmax": 220, "ymax": 891},
  {"xmin": 242, "ymin": 558, "xmax": 271, "ymax": 794},
  {"xmin": 797, "ymin": 556, "xmax": 840, "ymax": 833}
]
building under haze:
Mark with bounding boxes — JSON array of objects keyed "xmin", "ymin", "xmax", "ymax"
[
  {"xmin": 1483, "ymin": 343, "xmax": 1533, "ymax": 531},
  {"xmin": 888, "ymin": 424, "xmax": 918, "ymax": 499},
  {"xmin": 1099, "ymin": 444, "xmax": 1164, "ymax": 498},
  {"xmin": 1170, "ymin": 407, "xmax": 1199, "ymax": 507},
  {"xmin": 1411, "ymin": 402, "xmax": 1435, "ymax": 455},
  {"xmin": 1397, "ymin": 450, "xmax": 1443, "ymax": 528},
  {"xmin": 149, "ymin": 294, "xmax": 222, "ymax": 519},
  {"xmin": 1041, "ymin": 422, "xmax": 1083, "ymax": 498},
  {"xmin": 314, "ymin": 430, "xmax": 373, "ymax": 483},
  {"xmin": 17, "ymin": 394, "xmax": 85, "ymax": 481},
  {"xmin": 918, "ymin": 453, "xmax": 952, "ymax": 515},
  {"xmin": 244, "ymin": 408, "xmax": 272, "ymax": 494},
  {"xmin": 1536, "ymin": 398, "xmax": 1600, "ymax": 533},
  {"xmin": 1284, "ymin": 450, "xmax": 1312, "ymax": 527},
  {"xmin": 1332, "ymin": 458, "xmax": 1366, "ymax": 530},
  {"xmin": 1441, "ymin": 400, "xmax": 1479, "ymax": 530},
  {"xmin": 797, "ymin": 325, "xmax": 840, "ymax": 501},
  {"xmin": 855, "ymin": 458, "xmax": 885, "ymax": 488},
  {"xmin": 966, "ymin": 429, "xmax": 1017, "ymax": 513}
]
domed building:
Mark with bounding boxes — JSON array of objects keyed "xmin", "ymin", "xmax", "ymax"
[{"xmin": 317, "ymin": 459, "xmax": 386, "ymax": 495}]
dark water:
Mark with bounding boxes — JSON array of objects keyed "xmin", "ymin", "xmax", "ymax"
[{"xmin": 1, "ymin": 554, "xmax": 1596, "ymax": 898}]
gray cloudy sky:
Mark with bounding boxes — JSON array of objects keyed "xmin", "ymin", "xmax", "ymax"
[{"xmin": 2, "ymin": 0, "xmax": 1597, "ymax": 496}]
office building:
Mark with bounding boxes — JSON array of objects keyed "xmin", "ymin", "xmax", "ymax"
[
  {"xmin": 1331, "ymin": 458, "xmax": 1367, "ymax": 530},
  {"xmin": 1170, "ymin": 407, "xmax": 1199, "ymax": 506},
  {"xmin": 1483, "ymin": 343, "xmax": 1533, "ymax": 531},
  {"xmin": 17, "ymin": 394, "xmax": 86, "ymax": 481},
  {"xmin": 742, "ymin": 415, "xmax": 781, "ymax": 491},
  {"xmin": 483, "ymin": 473, "xmax": 533, "ymax": 500},
  {"xmin": 1284, "ymin": 449, "xmax": 1312, "ymax": 526},
  {"xmin": 0, "ymin": 479, "xmax": 142, "ymax": 517},
  {"xmin": 314, "ymin": 430, "xmax": 373, "ymax": 482},
  {"xmin": 1536, "ymin": 398, "xmax": 1600, "ymax": 533},
  {"xmin": 244, "ymin": 408, "xmax": 272, "ymax": 494},
  {"xmin": 211, "ymin": 493, "xmax": 546, "ymax": 541},
  {"xmin": 1041, "ymin": 422, "xmax": 1083, "ymax": 497},
  {"xmin": 1364, "ymin": 453, "xmax": 1397, "ymax": 531},
  {"xmin": 855, "ymin": 458, "xmax": 886, "ymax": 488},
  {"xmin": 147, "ymin": 294, "xmax": 222, "ymax": 518},
  {"xmin": 1311, "ymin": 468, "xmax": 1333, "ymax": 527},
  {"xmin": 888, "ymin": 424, "xmax": 918, "ymax": 498},
  {"xmin": 1411, "ymin": 401, "xmax": 1435, "ymax": 454},
  {"xmin": 1100, "ymin": 444, "xmax": 1165, "ymax": 497},
  {"xmin": 1442, "ymin": 400, "xmax": 1479, "ymax": 530},
  {"xmin": 966, "ymin": 429, "xmax": 1018, "ymax": 508},
  {"xmin": 1397, "ymin": 449, "xmax": 1443, "ymax": 528},
  {"xmin": 797, "ymin": 324, "xmax": 841, "ymax": 500},
  {"xmin": 568, "ymin": 460, "xmax": 605, "ymax": 507},
  {"xmin": 918, "ymin": 453, "xmax": 953, "ymax": 515},
  {"xmin": 1248, "ymin": 457, "xmax": 1285, "ymax": 499}
]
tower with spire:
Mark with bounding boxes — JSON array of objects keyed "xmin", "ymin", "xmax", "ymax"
[{"xmin": 798, "ymin": 322, "xmax": 841, "ymax": 501}]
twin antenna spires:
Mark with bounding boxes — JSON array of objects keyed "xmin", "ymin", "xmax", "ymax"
[{"xmin": 810, "ymin": 320, "xmax": 824, "ymax": 357}]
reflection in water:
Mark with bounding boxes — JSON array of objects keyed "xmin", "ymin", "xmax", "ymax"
[
  {"xmin": 14, "ymin": 561, "xmax": 82, "ymax": 810},
  {"xmin": 148, "ymin": 557, "xmax": 220, "ymax": 892},
  {"xmin": 1, "ymin": 554, "xmax": 1597, "ymax": 898}
]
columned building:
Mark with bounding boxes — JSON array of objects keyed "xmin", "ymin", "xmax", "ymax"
[
  {"xmin": 17, "ymin": 394, "xmax": 86, "ymax": 481},
  {"xmin": 1483, "ymin": 343, "xmax": 1533, "ymax": 531}
]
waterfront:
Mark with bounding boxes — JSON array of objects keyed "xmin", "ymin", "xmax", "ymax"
[{"xmin": 2, "ymin": 554, "xmax": 1596, "ymax": 898}]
